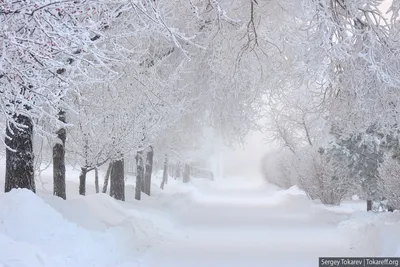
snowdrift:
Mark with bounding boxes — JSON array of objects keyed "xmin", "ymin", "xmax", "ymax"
[
  {"xmin": 0, "ymin": 189, "xmax": 175, "ymax": 267},
  {"xmin": 337, "ymin": 211, "xmax": 400, "ymax": 256},
  {"xmin": 251, "ymin": 184, "xmax": 400, "ymax": 256},
  {"xmin": 276, "ymin": 186, "xmax": 400, "ymax": 256}
]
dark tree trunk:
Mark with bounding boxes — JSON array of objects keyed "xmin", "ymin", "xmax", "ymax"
[
  {"xmin": 5, "ymin": 115, "xmax": 35, "ymax": 193},
  {"xmin": 135, "ymin": 150, "xmax": 144, "ymax": 200},
  {"xmin": 160, "ymin": 154, "xmax": 168, "ymax": 190},
  {"xmin": 95, "ymin": 167, "xmax": 99, "ymax": 193},
  {"xmin": 102, "ymin": 162, "xmax": 112, "ymax": 193},
  {"xmin": 141, "ymin": 171, "xmax": 145, "ymax": 193},
  {"xmin": 183, "ymin": 164, "xmax": 191, "ymax": 183},
  {"xmin": 168, "ymin": 164, "xmax": 174, "ymax": 178},
  {"xmin": 143, "ymin": 146, "xmax": 154, "ymax": 196},
  {"xmin": 53, "ymin": 110, "xmax": 66, "ymax": 199},
  {"xmin": 81, "ymin": 135, "xmax": 89, "ymax": 196},
  {"xmin": 110, "ymin": 157, "xmax": 125, "ymax": 201},
  {"xmin": 79, "ymin": 167, "xmax": 87, "ymax": 196},
  {"xmin": 140, "ymin": 153, "xmax": 145, "ymax": 193},
  {"xmin": 367, "ymin": 199, "xmax": 372, "ymax": 211},
  {"xmin": 175, "ymin": 163, "xmax": 181, "ymax": 180}
]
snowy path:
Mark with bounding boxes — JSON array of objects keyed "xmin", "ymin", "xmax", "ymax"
[
  {"xmin": 0, "ymin": 166, "xmax": 397, "ymax": 267},
  {"xmin": 140, "ymin": 178, "xmax": 365, "ymax": 267}
]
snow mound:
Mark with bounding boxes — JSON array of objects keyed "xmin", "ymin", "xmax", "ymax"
[
  {"xmin": 337, "ymin": 211, "xmax": 400, "ymax": 256},
  {"xmin": 41, "ymin": 194, "xmax": 107, "ymax": 231},
  {"xmin": 284, "ymin": 185, "xmax": 307, "ymax": 195},
  {"xmin": 0, "ymin": 189, "xmax": 171, "ymax": 267},
  {"xmin": 82, "ymin": 193, "xmax": 181, "ymax": 245},
  {"xmin": 258, "ymin": 185, "xmax": 311, "ymax": 211},
  {"xmin": 0, "ymin": 233, "xmax": 51, "ymax": 267},
  {"xmin": 338, "ymin": 215, "xmax": 382, "ymax": 255}
]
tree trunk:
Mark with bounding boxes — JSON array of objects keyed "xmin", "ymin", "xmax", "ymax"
[
  {"xmin": 160, "ymin": 154, "xmax": 168, "ymax": 190},
  {"xmin": 53, "ymin": 109, "xmax": 66, "ymax": 199},
  {"xmin": 141, "ymin": 170, "xmax": 145, "ymax": 193},
  {"xmin": 79, "ymin": 167, "xmax": 87, "ymax": 196},
  {"xmin": 140, "ymin": 152, "xmax": 145, "ymax": 192},
  {"xmin": 144, "ymin": 146, "xmax": 154, "ymax": 196},
  {"xmin": 168, "ymin": 164, "xmax": 174, "ymax": 178},
  {"xmin": 95, "ymin": 167, "xmax": 99, "ymax": 193},
  {"xmin": 5, "ymin": 115, "xmax": 35, "ymax": 193},
  {"xmin": 135, "ymin": 150, "xmax": 144, "ymax": 200},
  {"xmin": 183, "ymin": 164, "xmax": 191, "ymax": 183},
  {"xmin": 102, "ymin": 162, "xmax": 112, "ymax": 193},
  {"xmin": 110, "ymin": 157, "xmax": 125, "ymax": 201},
  {"xmin": 175, "ymin": 163, "xmax": 181, "ymax": 180},
  {"xmin": 367, "ymin": 199, "xmax": 372, "ymax": 211}
]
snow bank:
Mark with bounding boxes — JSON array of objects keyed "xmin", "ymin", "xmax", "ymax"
[
  {"xmin": 260, "ymin": 185, "xmax": 400, "ymax": 256},
  {"xmin": 144, "ymin": 176, "xmax": 208, "ymax": 216},
  {"xmin": 338, "ymin": 212, "xmax": 383, "ymax": 255},
  {"xmin": 83, "ymin": 193, "xmax": 182, "ymax": 245},
  {"xmin": 0, "ymin": 234, "xmax": 52, "ymax": 267},
  {"xmin": 41, "ymin": 194, "xmax": 107, "ymax": 231},
  {"xmin": 337, "ymin": 211, "xmax": 400, "ymax": 256},
  {"xmin": 0, "ymin": 189, "xmax": 175, "ymax": 267}
]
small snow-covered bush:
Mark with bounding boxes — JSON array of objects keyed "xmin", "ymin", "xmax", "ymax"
[
  {"xmin": 296, "ymin": 149, "xmax": 353, "ymax": 205},
  {"xmin": 262, "ymin": 146, "xmax": 356, "ymax": 205},
  {"xmin": 378, "ymin": 156, "xmax": 400, "ymax": 210},
  {"xmin": 261, "ymin": 149, "xmax": 298, "ymax": 189}
]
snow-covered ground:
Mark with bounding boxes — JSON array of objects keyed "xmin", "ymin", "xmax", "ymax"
[
  {"xmin": 0, "ymin": 163, "xmax": 399, "ymax": 267},
  {"xmin": 139, "ymin": 177, "xmax": 400, "ymax": 267}
]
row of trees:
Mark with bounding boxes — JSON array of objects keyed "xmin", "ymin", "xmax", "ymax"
[
  {"xmin": 1, "ymin": 0, "xmax": 264, "ymax": 200},
  {"xmin": 261, "ymin": 0, "xmax": 400, "ymax": 210},
  {"xmin": 3, "ymin": 0, "xmax": 400, "ymax": 208}
]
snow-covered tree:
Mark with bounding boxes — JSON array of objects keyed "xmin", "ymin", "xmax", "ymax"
[
  {"xmin": 296, "ymin": 147, "xmax": 353, "ymax": 205},
  {"xmin": 260, "ymin": 0, "xmax": 400, "ymax": 207},
  {"xmin": 0, "ymin": 0, "xmax": 122, "ymax": 192},
  {"xmin": 379, "ymin": 155, "xmax": 400, "ymax": 210},
  {"xmin": 60, "ymin": 0, "xmax": 260, "ymax": 199}
]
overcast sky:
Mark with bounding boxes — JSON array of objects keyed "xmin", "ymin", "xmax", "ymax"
[{"xmin": 380, "ymin": 0, "xmax": 393, "ymax": 15}]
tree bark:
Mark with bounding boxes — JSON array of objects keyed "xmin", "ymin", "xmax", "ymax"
[
  {"xmin": 144, "ymin": 146, "xmax": 154, "ymax": 196},
  {"xmin": 367, "ymin": 199, "xmax": 372, "ymax": 211},
  {"xmin": 102, "ymin": 162, "xmax": 112, "ymax": 193},
  {"xmin": 183, "ymin": 164, "xmax": 191, "ymax": 183},
  {"xmin": 160, "ymin": 154, "xmax": 168, "ymax": 190},
  {"xmin": 135, "ymin": 150, "xmax": 144, "ymax": 200},
  {"xmin": 79, "ymin": 167, "xmax": 87, "ymax": 196},
  {"xmin": 110, "ymin": 157, "xmax": 125, "ymax": 201},
  {"xmin": 95, "ymin": 167, "xmax": 99, "ymax": 193},
  {"xmin": 140, "ymin": 152, "xmax": 145, "ymax": 193},
  {"xmin": 168, "ymin": 164, "xmax": 174, "ymax": 178},
  {"xmin": 5, "ymin": 115, "xmax": 36, "ymax": 193},
  {"xmin": 175, "ymin": 163, "xmax": 181, "ymax": 180},
  {"xmin": 53, "ymin": 109, "xmax": 66, "ymax": 199},
  {"xmin": 141, "ymin": 169, "xmax": 145, "ymax": 193}
]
